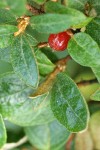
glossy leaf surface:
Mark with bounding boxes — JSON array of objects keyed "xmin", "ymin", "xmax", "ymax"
[
  {"xmin": 30, "ymin": 12, "xmax": 86, "ymax": 34},
  {"xmin": 68, "ymin": 32, "xmax": 100, "ymax": 67},
  {"xmin": 0, "ymin": 73, "xmax": 54, "ymax": 126},
  {"xmin": 35, "ymin": 50, "xmax": 55, "ymax": 75},
  {"xmin": 51, "ymin": 72, "xmax": 89, "ymax": 132},
  {"xmin": 45, "ymin": 1, "xmax": 92, "ymax": 28},
  {"xmin": 11, "ymin": 35, "xmax": 39, "ymax": 88}
]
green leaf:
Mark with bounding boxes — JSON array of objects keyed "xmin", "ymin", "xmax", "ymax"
[
  {"xmin": 72, "ymin": 17, "xmax": 92, "ymax": 29},
  {"xmin": 0, "ymin": 47, "xmax": 10, "ymax": 63},
  {"xmin": 4, "ymin": 0, "xmax": 27, "ymax": 17},
  {"xmin": 24, "ymin": 32, "xmax": 38, "ymax": 46},
  {"xmin": 68, "ymin": 32, "xmax": 100, "ymax": 67},
  {"xmin": 65, "ymin": 0, "xmax": 100, "ymax": 16},
  {"xmin": 0, "ymin": 9, "xmax": 16, "ymax": 25},
  {"xmin": 0, "ymin": 114, "xmax": 7, "ymax": 148},
  {"xmin": 45, "ymin": 1, "xmax": 84, "ymax": 15},
  {"xmin": 65, "ymin": 0, "xmax": 87, "ymax": 12},
  {"xmin": 92, "ymin": 66, "xmax": 100, "ymax": 83},
  {"xmin": 11, "ymin": 35, "xmax": 39, "ymax": 88},
  {"xmin": 28, "ymin": 0, "xmax": 46, "ymax": 5},
  {"xmin": 35, "ymin": 49, "xmax": 55, "ymax": 75},
  {"xmin": 0, "ymin": 25, "xmax": 17, "ymax": 48},
  {"xmin": 91, "ymin": 88, "xmax": 100, "ymax": 101},
  {"xmin": 66, "ymin": 59, "xmax": 81, "ymax": 78},
  {"xmin": 27, "ymin": 0, "xmax": 39, "ymax": 6},
  {"xmin": 30, "ymin": 12, "xmax": 87, "ymax": 34},
  {"xmin": 86, "ymin": 17, "xmax": 100, "ymax": 46},
  {"xmin": 74, "ymin": 68, "xmax": 96, "ymax": 83},
  {"xmin": 4, "ymin": 120, "xmax": 22, "ymax": 133},
  {"xmin": 45, "ymin": 1, "xmax": 92, "ymax": 28},
  {"xmin": 90, "ymin": 111, "xmax": 100, "ymax": 150},
  {"xmin": 89, "ymin": 102, "xmax": 100, "ymax": 116},
  {"xmin": 89, "ymin": 0, "xmax": 100, "ymax": 16},
  {"xmin": 25, "ymin": 120, "xmax": 70, "ymax": 150},
  {"xmin": 51, "ymin": 72, "xmax": 89, "ymax": 132},
  {"xmin": 79, "ymin": 83, "xmax": 100, "ymax": 101},
  {"xmin": 0, "ymin": 73, "xmax": 54, "ymax": 126},
  {"xmin": 26, "ymin": 26, "xmax": 50, "ymax": 43},
  {"xmin": 0, "ymin": 61, "xmax": 13, "ymax": 74}
]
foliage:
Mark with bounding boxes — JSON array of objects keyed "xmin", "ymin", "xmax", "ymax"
[{"xmin": 0, "ymin": 0, "xmax": 100, "ymax": 149}]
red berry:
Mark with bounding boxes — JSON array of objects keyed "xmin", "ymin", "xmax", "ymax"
[{"xmin": 48, "ymin": 31, "xmax": 71, "ymax": 51}]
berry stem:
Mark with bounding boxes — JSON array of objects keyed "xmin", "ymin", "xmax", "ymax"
[{"xmin": 38, "ymin": 42, "xmax": 49, "ymax": 48}]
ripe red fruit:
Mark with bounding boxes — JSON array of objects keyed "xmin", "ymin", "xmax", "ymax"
[{"xmin": 48, "ymin": 31, "xmax": 71, "ymax": 51}]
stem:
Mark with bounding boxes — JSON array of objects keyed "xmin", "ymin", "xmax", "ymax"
[
  {"xmin": 38, "ymin": 42, "xmax": 49, "ymax": 48},
  {"xmin": 51, "ymin": 0, "xmax": 58, "ymax": 2},
  {"xmin": 30, "ymin": 55, "xmax": 71, "ymax": 97},
  {"xmin": 66, "ymin": 134, "xmax": 75, "ymax": 150},
  {"xmin": 2, "ymin": 136, "xmax": 28, "ymax": 150}
]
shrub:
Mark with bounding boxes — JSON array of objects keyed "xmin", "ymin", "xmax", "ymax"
[{"xmin": 0, "ymin": 0, "xmax": 100, "ymax": 149}]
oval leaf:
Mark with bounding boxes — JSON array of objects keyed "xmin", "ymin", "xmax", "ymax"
[
  {"xmin": 0, "ymin": 114, "xmax": 7, "ymax": 148},
  {"xmin": 79, "ymin": 83, "xmax": 99, "ymax": 101},
  {"xmin": 74, "ymin": 68, "xmax": 96, "ymax": 83},
  {"xmin": 30, "ymin": 13, "xmax": 86, "ymax": 34},
  {"xmin": 11, "ymin": 35, "xmax": 39, "ymax": 88},
  {"xmin": 0, "ymin": 73, "xmax": 54, "ymax": 126},
  {"xmin": 68, "ymin": 32, "xmax": 100, "ymax": 67},
  {"xmin": 65, "ymin": 0, "xmax": 100, "ymax": 17},
  {"xmin": 45, "ymin": 1, "xmax": 92, "ymax": 29},
  {"xmin": 35, "ymin": 49, "xmax": 55, "ymax": 75},
  {"xmin": 51, "ymin": 72, "xmax": 89, "ymax": 132},
  {"xmin": 25, "ymin": 120, "xmax": 70, "ymax": 150}
]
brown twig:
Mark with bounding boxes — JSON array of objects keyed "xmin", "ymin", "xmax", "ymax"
[
  {"xmin": 77, "ymin": 81, "xmax": 90, "ymax": 87},
  {"xmin": 51, "ymin": 0, "xmax": 58, "ymax": 2},
  {"xmin": 2, "ymin": 136, "xmax": 28, "ymax": 150},
  {"xmin": 30, "ymin": 55, "xmax": 71, "ymax": 98},
  {"xmin": 66, "ymin": 134, "xmax": 75, "ymax": 150},
  {"xmin": 56, "ymin": 55, "xmax": 71, "ymax": 72},
  {"xmin": 38, "ymin": 42, "xmax": 49, "ymax": 48},
  {"xmin": 14, "ymin": 16, "xmax": 30, "ymax": 37},
  {"xmin": 26, "ymin": 4, "xmax": 44, "ymax": 15}
]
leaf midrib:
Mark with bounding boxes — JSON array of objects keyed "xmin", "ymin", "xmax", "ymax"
[{"xmin": 56, "ymin": 77, "xmax": 85, "ymax": 126}]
